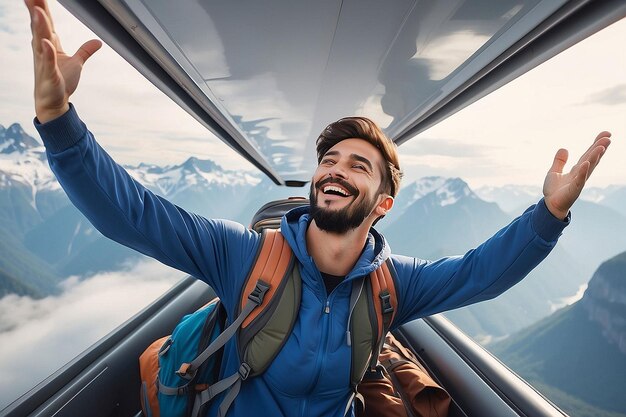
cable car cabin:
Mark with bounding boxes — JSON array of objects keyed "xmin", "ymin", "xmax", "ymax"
[{"xmin": 2, "ymin": 0, "xmax": 625, "ymax": 416}]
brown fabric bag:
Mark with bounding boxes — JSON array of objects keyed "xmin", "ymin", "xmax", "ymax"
[{"xmin": 357, "ymin": 334, "xmax": 451, "ymax": 417}]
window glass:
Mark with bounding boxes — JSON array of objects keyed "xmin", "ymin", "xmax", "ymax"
[
  {"xmin": 0, "ymin": 1, "xmax": 257, "ymax": 408},
  {"xmin": 1, "ymin": 1, "xmax": 624, "ymax": 415},
  {"xmin": 382, "ymin": 18, "xmax": 626, "ymax": 417}
]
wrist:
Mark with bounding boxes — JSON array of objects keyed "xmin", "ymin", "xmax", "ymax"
[
  {"xmin": 551, "ymin": 210, "xmax": 568, "ymax": 221},
  {"xmin": 544, "ymin": 200, "xmax": 568, "ymax": 221},
  {"xmin": 36, "ymin": 103, "xmax": 70, "ymax": 124}
]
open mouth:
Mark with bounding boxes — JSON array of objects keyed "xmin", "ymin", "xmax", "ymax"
[
  {"xmin": 322, "ymin": 184, "xmax": 351, "ymax": 197},
  {"xmin": 315, "ymin": 177, "xmax": 358, "ymax": 200}
]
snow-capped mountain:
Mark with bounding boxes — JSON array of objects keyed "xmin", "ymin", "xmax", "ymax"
[
  {"xmin": 0, "ymin": 123, "xmax": 40, "ymax": 154},
  {"xmin": 0, "ymin": 123, "xmax": 265, "ymax": 219},
  {"xmin": 384, "ymin": 176, "xmax": 479, "ymax": 227},
  {"xmin": 0, "ymin": 122, "xmax": 268, "ymax": 290},
  {"xmin": 476, "ymin": 183, "xmax": 626, "ymax": 216},
  {"xmin": 0, "ymin": 124, "xmax": 58, "ymax": 193},
  {"xmin": 0, "ymin": 124, "xmax": 64, "ymax": 243},
  {"xmin": 400, "ymin": 176, "xmax": 449, "ymax": 202},
  {"xmin": 126, "ymin": 157, "xmax": 261, "ymax": 199},
  {"xmin": 433, "ymin": 177, "xmax": 477, "ymax": 206},
  {"xmin": 381, "ymin": 176, "xmax": 505, "ymax": 259}
]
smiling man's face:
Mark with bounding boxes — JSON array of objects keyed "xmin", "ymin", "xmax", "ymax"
[{"xmin": 309, "ymin": 138, "xmax": 387, "ymax": 233}]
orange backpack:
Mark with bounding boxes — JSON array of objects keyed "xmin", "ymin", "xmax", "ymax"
[{"xmin": 139, "ymin": 229, "xmax": 400, "ymax": 417}]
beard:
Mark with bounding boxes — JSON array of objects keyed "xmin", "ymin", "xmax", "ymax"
[{"xmin": 309, "ymin": 177, "xmax": 378, "ymax": 234}]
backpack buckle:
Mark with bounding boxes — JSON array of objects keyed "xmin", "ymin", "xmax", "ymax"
[
  {"xmin": 379, "ymin": 292, "xmax": 394, "ymax": 314},
  {"xmin": 238, "ymin": 362, "xmax": 252, "ymax": 380},
  {"xmin": 176, "ymin": 362, "xmax": 197, "ymax": 380},
  {"xmin": 248, "ymin": 281, "xmax": 270, "ymax": 305}
]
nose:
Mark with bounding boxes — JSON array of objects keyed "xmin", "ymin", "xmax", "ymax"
[{"xmin": 328, "ymin": 163, "xmax": 348, "ymax": 179}]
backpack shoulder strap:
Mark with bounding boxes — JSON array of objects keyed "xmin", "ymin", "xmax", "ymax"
[
  {"xmin": 369, "ymin": 258, "xmax": 398, "ymax": 342},
  {"xmin": 348, "ymin": 258, "xmax": 398, "ymax": 388},
  {"xmin": 175, "ymin": 231, "xmax": 292, "ymax": 380},
  {"xmin": 238, "ymin": 228, "xmax": 300, "ymax": 371},
  {"xmin": 239, "ymin": 228, "xmax": 294, "ymax": 328},
  {"xmin": 189, "ymin": 228, "xmax": 300, "ymax": 417}
]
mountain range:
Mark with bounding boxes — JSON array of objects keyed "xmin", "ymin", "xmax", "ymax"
[
  {"xmin": 380, "ymin": 176, "xmax": 626, "ymax": 342},
  {"xmin": 476, "ymin": 183, "xmax": 626, "ymax": 218},
  {"xmin": 0, "ymin": 123, "xmax": 305, "ymax": 290},
  {"xmin": 492, "ymin": 251, "xmax": 626, "ymax": 417},
  {"xmin": 2, "ymin": 122, "xmax": 626, "ymax": 342},
  {"xmin": 3, "ymin": 120, "xmax": 626, "ymax": 415}
]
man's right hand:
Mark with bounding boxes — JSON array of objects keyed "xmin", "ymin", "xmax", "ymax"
[{"xmin": 26, "ymin": 0, "xmax": 102, "ymax": 123}]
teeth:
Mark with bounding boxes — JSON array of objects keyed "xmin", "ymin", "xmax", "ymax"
[{"xmin": 323, "ymin": 185, "xmax": 349, "ymax": 196}]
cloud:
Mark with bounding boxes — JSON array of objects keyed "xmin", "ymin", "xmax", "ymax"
[
  {"xmin": 0, "ymin": 259, "xmax": 185, "ymax": 409},
  {"xmin": 584, "ymin": 84, "xmax": 626, "ymax": 106},
  {"xmin": 400, "ymin": 137, "xmax": 490, "ymax": 158}
]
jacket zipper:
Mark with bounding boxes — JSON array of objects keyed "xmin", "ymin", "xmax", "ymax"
[
  {"xmin": 302, "ymin": 272, "xmax": 357, "ymax": 416},
  {"xmin": 301, "ymin": 290, "xmax": 336, "ymax": 416}
]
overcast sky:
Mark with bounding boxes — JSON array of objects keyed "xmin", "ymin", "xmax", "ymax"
[{"xmin": 1, "ymin": 2, "xmax": 624, "ymax": 189}]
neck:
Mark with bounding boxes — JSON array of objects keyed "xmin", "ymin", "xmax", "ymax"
[{"xmin": 306, "ymin": 220, "xmax": 371, "ymax": 276}]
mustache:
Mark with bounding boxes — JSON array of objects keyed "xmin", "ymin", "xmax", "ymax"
[{"xmin": 314, "ymin": 177, "xmax": 359, "ymax": 196}]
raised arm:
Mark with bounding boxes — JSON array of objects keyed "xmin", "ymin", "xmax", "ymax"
[
  {"xmin": 392, "ymin": 130, "xmax": 614, "ymax": 326},
  {"xmin": 26, "ymin": 0, "xmax": 101, "ymax": 122},
  {"xmin": 26, "ymin": 0, "xmax": 260, "ymax": 305}
]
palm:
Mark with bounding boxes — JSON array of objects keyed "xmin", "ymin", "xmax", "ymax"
[
  {"xmin": 27, "ymin": 0, "xmax": 101, "ymax": 121},
  {"xmin": 543, "ymin": 165, "xmax": 579, "ymax": 217},
  {"xmin": 36, "ymin": 45, "xmax": 74, "ymax": 111}
]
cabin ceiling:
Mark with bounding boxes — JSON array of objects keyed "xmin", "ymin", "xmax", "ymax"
[{"xmin": 61, "ymin": 0, "xmax": 626, "ymax": 185}]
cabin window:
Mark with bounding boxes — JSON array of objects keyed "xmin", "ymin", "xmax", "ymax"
[
  {"xmin": 382, "ymin": 17, "xmax": 626, "ymax": 417},
  {"xmin": 0, "ymin": 1, "xmax": 624, "ymax": 415}
]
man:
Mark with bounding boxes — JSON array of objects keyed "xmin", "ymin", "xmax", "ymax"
[{"xmin": 25, "ymin": 1, "xmax": 612, "ymax": 416}]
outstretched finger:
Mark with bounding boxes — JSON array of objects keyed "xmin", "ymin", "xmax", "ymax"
[
  {"xmin": 25, "ymin": 0, "xmax": 37, "ymax": 17},
  {"xmin": 74, "ymin": 39, "xmax": 103, "ymax": 64},
  {"xmin": 549, "ymin": 148, "xmax": 568, "ymax": 174},
  {"xmin": 594, "ymin": 131, "xmax": 611, "ymax": 142},
  {"xmin": 576, "ymin": 131, "xmax": 611, "ymax": 165},
  {"xmin": 40, "ymin": 38, "xmax": 59, "ymax": 78},
  {"xmin": 583, "ymin": 144, "xmax": 607, "ymax": 179},
  {"xmin": 31, "ymin": 7, "xmax": 54, "ymax": 52},
  {"xmin": 30, "ymin": 0, "xmax": 56, "ymax": 33}
]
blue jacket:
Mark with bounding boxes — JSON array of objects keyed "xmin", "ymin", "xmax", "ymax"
[{"xmin": 36, "ymin": 105, "xmax": 569, "ymax": 417}]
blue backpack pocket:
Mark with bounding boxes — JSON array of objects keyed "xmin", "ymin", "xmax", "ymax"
[{"xmin": 157, "ymin": 298, "xmax": 225, "ymax": 417}]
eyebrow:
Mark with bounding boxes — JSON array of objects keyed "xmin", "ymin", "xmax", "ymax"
[
  {"xmin": 324, "ymin": 150, "xmax": 374, "ymax": 172},
  {"xmin": 351, "ymin": 154, "xmax": 374, "ymax": 172}
]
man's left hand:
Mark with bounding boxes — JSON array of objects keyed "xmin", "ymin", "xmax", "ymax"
[{"xmin": 543, "ymin": 131, "xmax": 612, "ymax": 220}]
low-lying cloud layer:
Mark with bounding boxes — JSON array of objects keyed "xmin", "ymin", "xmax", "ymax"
[{"xmin": 0, "ymin": 260, "xmax": 185, "ymax": 409}]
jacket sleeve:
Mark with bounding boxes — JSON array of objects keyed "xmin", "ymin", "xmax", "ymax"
[
  {"xmin": 390, "ymin": 200, "xmax": 569, "ymax": 327},
  {"xmin": 34, "ymin": 104, "xmax": 260, "ymax": 303}
]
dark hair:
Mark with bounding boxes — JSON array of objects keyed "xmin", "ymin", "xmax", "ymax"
[{"xmin": 316, "ymin": 117, "xmax": 403, "ymax": 197}]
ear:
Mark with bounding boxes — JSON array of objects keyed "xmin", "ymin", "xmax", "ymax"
[{"xmin": 374, "ymin": 195, "xmax": 394, "ymax": 216}]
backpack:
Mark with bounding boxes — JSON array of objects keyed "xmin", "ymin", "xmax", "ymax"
[
  {"xmin": 139, "ymin": 228, "xmax": 399, "ymax": 417},
  {"xmin": 140, "ymin": 298, "xmax": 226, "ymax": 417},
  {"xmin": 356, "ymin": 333, "xmax": 451, "ymax": 417}
]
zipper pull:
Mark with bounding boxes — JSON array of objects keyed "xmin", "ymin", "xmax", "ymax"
[{"xmin": 324, "ymin": 300, "xmax": 330, "ymax": 314}]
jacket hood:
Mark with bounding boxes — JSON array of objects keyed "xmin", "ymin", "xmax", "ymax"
[{"xmin": 280, "ymin": 206, "xmax": 391, "ymax": 283}]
